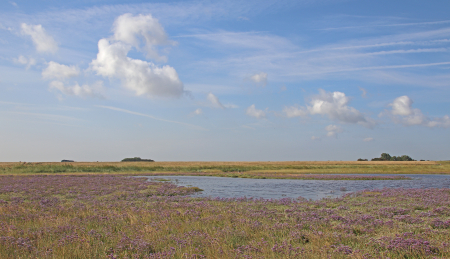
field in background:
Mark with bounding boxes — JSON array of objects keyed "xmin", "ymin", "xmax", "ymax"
[{"xmin": 1, "ymin": 161, "xmax": 449, "ymax": 177}]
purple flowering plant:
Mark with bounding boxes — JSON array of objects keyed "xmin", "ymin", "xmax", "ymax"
[{"xmin": 0, "ymin": 175, "xmax": 449, "ymax": 258}]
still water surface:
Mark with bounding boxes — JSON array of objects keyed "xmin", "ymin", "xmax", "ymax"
[{"xmin": 141, "ymin": 174, "xmax": 450, "ymax": 200}]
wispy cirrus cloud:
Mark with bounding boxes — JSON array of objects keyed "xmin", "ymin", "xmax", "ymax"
[
  {"xmin": 178, "ymin": 30, "xmax": 296, "ymax": 52},
  {"xmin": 1, "ymin": 111, "xmax": 81, "ymax": 123},
  {"xmin": 96, "ymin": 105, "xmax": 206, "ymax": 130},
  {"xmin": 321, "ymin": 19, "xmax": 450, "ymax": 31},
  {"xmin": 188, "ymin": 24, "xmax": 450, "ymax": 87},
  {"xmin": 0, "ymin": 0, "xmax": 299, "ymax": 30}
]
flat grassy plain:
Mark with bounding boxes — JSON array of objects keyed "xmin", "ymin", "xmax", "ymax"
[
  {"xmin": 1, "ymin": 161, "xmax": 449, "ymax": 178},
  {"xmin": 0, "ymin": 175, "xmax": 449, "ymax": 258},
  {"xmin": 1, "ymin": 162, "xmax": 449, "ymax": 258}
]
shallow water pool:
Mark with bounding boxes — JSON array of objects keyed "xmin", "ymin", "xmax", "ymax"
[{"xmin": 139, "ymin": 174, "xmax": 450, "ymax": 200}]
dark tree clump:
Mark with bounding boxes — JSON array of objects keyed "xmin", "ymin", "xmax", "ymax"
[
  {"xmin": 121, "ymin": 157, "xmax": 154, "ymax": 162},
  {"xmin": 371, "ymin": 153, "xmax": 415, "ymax": 161}
]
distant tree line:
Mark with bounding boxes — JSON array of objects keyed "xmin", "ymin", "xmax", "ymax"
[
  {"xmin": 358, "ymin": 153, "xmax": 415, "ymax": 161},
  {"xmin": 121, "ymin": 157, "xmax": 154, "ymax": 162}
]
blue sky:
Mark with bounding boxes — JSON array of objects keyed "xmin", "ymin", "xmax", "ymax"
[{"xmin": 1, "ymin": 0, "xmax": 450, "ymax": 162}]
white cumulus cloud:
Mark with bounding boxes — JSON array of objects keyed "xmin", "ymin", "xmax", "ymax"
[
  {"xmin": 282, "ymin": 106, "xmax": 308, "ymax": 118},
  {"xmin": 112, "ymin": 13, "xmax": 174, "ymax": 61},
  {"xmin": 13, "ymin": 55, "xmax": 36, "ymax": 69},
  {"xmin": 193, "ymin": 108, "xmax": 202, "ymax": 115},
  {"xmin": 309, "ymin": 90, "xmax": 367, "ymax": 125},
  {"xmin": 427, "ymin": 116, "xmax": 450, "ymax": 128},
  {"xmin": 206, "ymin": 92, "xmax": 225, "ymax": 109},
  {"xmin": 311, "ymin": 136, "xmax": 321, "ymax": 141},
  {"xmin": 21, "ymin": 23, "xmax": 58, "ymax": 53},
  {"xmin": 363, "ymin": 137, "xmax": 374, "ymax": 142},
  {"xmin": 283, "ymin": 89, "xmax": 375, "ymax": 128},
  {"xmin": 42, "ymin": 61, "xmax": 79, "ymax": 79},
  {"xmin": 249, "ymin": 72, "xmax": 267, "ymax": 86},
  {"xmin": 325, "ymin": 124, "xmax": 342, "ymax": 138},
  {"xmin": 91, "ymin": 39, "xmax": 183, "ymax": 98},
  {"xmin": 246, "ymin": 104, "xmax": 266, "ymax": 119},
  {"xmin": 390, "ymin": 95, "xmax": 414, "ymax": 116},
  {"xmin": 388, "ymin": 96, "xmax": 450, "ymax": 127},
  {"xmin": 49, "ymin": 81, "xmax": 104, "ymax": 98},
  {"xmin": 90, "ymin": 14, "xmax": 184, "ymax": 98}
]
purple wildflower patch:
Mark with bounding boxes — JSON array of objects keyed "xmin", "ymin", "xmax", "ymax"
[{"xmin": 0, "ymin": 176, "xmax": 449, "ymax": 258}]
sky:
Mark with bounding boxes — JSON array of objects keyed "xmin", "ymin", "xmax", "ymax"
[{"xmin": 1, "ymin": 0, "xmax": 450, "ymax": 162}]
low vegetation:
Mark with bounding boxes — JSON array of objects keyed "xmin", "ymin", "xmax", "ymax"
[
  {"xmin": 0, "ymin": 175, "xmax": 449, "ymax": 258},
  {"xmin": 0, "ymin": 161, "xmax": 449, "ymax": 177}
]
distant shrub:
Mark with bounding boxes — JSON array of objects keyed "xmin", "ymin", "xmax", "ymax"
[
  {"xmin": 121, "ymin": 157, "xmax": 154, "ymax": 162},
  {"xmin": 357, "ymin": 158, "xmax": 368, "ymax": 161}
]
